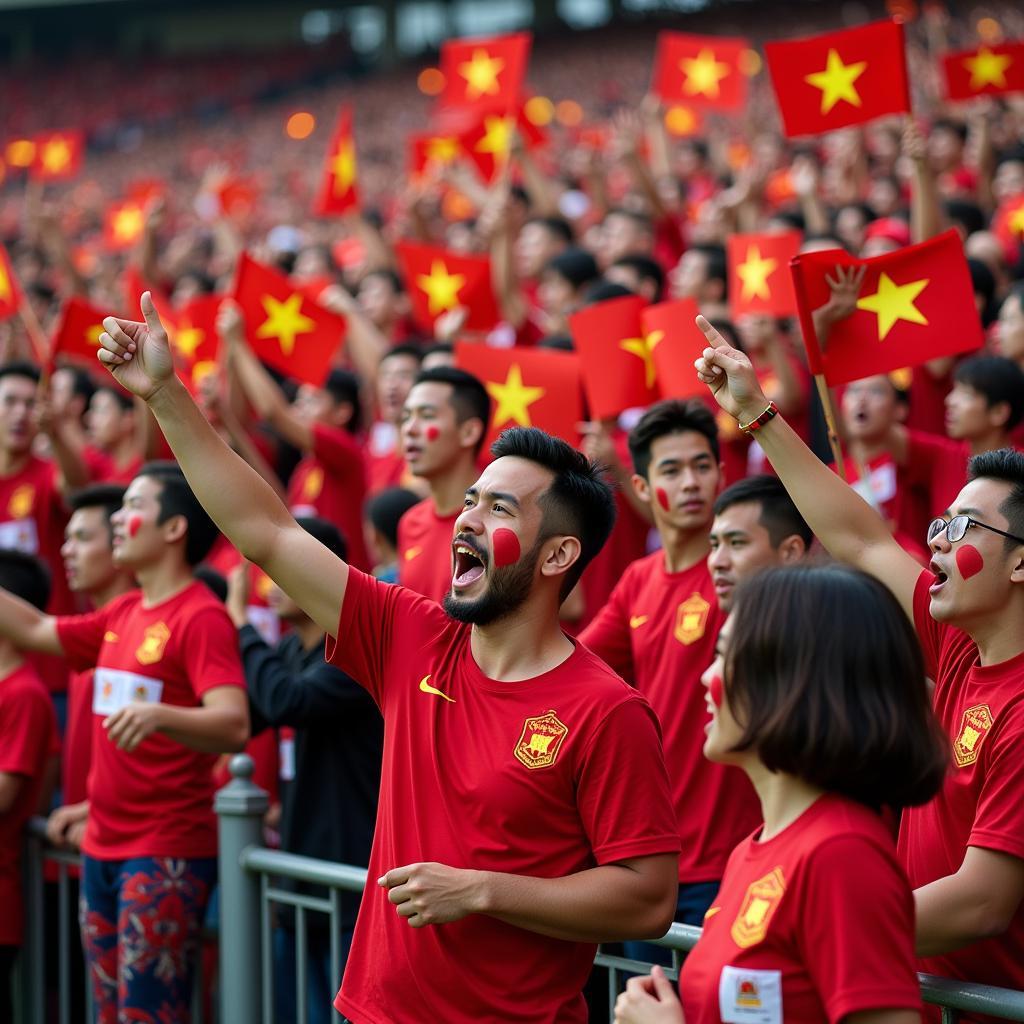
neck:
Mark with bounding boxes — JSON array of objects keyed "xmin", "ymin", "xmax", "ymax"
[
  {"xmin": 848, "ymin": 436, "xmax": 891, "ymax": 464},
  {"xmin": 966, "ymin": 602, "xmax": 1024, "ymax": 666},
  {"xmin": 135, "ymin": 557, "xmax": 196, "ymax": 607},
  {"xmin": 292, "ymin": 616, "xmax": 325, "ymax": 651},
  {"xmin": 745, "ymin": 761, "xmax": 825, "ymax": 841},
  {"xmin": 967, "ymin": 428, "xmax": 1007, "ymax": 457},
  {"xmin": 469, "ymin": 596, "xmax": 573, "ymax": 681},
  {"xmin": 0, "ymin": 639, "xmax": 24, "ymax": 678},
  {"xmin": 659, "ymin": 524, "xmax": 711, "ymax": 574},
  {"xmin": 429, "ymin": 464, "xmax": 479, "ymax": 518},
  {"xmin": 0, "ymin": 447, "xmax": 29, "ymax": 476},
  {"xmin": 111, "ymin": 435, "xmax": 138, "ymax": 468},
  {"xmin": 88, "ymin": 573, "xmax": 136, "ymax": 610}
]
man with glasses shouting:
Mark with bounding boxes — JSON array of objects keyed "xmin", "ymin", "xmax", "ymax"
[{"xmin": 695, "ymin": 314, "xmax": 1024, "ymax": 1017}]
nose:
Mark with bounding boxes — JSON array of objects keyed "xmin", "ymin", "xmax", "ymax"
[{"xmin": 708, "ymin": 545, "xmax": 729, "ymax": 570}]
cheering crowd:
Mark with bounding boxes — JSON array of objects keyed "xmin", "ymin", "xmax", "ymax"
[{"xmin": 1, "ymin": 2, "xmax": 1024, "ymax": 1022}]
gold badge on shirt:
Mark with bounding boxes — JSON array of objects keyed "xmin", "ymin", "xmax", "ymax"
[
  {"xmin": 136, "ymin": 622, "xmax": 171, "ymax": 666},
  {"xmin": 675, "ymin": 593, "xmax": 711, "ymax": 646},
  {"xmin": 514, "ymin": 710, "xmax": 569, "ymax": 770},
  {"xmin": 953, "ymin": 703, "xmax": 994, "ymax": 768},
  {"xmin": 730, "ymin": 867, "xmax": 786, "ymax": 949},
  {"xmin": 7, "ymin": 483, "xmax": 34, "ymax": 519}
]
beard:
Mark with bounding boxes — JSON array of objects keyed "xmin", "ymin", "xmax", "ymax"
[{"xmin": 442, "ymin": 536, "xmax": 542, "ymax": 626}]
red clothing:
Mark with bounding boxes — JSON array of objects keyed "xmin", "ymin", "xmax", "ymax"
[
  {"xmin": 63, "ymin": 668, "xmax": 94, "ymax": 806},
  {"xmin": 906, "ymin": 364, "xmax": 954, "ymax": 436},
  {"xmin": 0, "ymin": 663, "xmax": 57, "ymax": 945},
  {"xmin": 55, "ymin": 582, "xmax": 246, "ymax": 860},
  {"xmin": 580, "ymin": 554, "xmax": 761, "ymax": 883},
  {"xmin": 396, "ymin": 498, "xmax": 458, "ymax": 604},
  {"xmin": 901, "ymin": 572, "xmax": 1024, "ymax": 1010},
  {"xmin": 84, "ymin": 444, "xmax": 143, "ymax": 485},
  {"xmin": 903, "ymin": 430, "xmax": 971, "ymax": 518},
  {"xmin": 327, "ymin": 568, "xmax": 680, "ymax": 1024},
  {"xmin": 287, "ymin": 423, "xmax": 370, "ymax": 571},
  {"xmin": 842, "ymin": 451, "xmax": 931, "ymax": 552},
  {"xmin": 680, "ymin": 795, "xmax": 921, "ymax": 1024}
]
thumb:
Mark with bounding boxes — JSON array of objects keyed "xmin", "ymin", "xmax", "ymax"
[
  {"xmin": 140, "ymin": 291, "xmax": 165, "ymax": 335},
  {"xmin": 650, "ymin": 965, "xmax": 676, "ymax": 1001}
]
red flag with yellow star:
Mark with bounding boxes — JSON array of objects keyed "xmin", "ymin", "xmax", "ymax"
[
  {"xmin": 30, "ymin": 131, "xmax": 84, "ymax": 182},
  {"xmin": 233, "ymin": 254, "xmax": 346, "ymax": 386},
  {"xmin": 651, "ymin": 32, "xmax": 749, "ymax": 112},
  {"xmin": 727, "ymin": 230, "xmax": 801, "ymax": 318},
  {"xmin": 395, "ymin": 241, "xmax": 500, "ymax": 333},
  {"xmin": 764, "ymin": 20, "xmax": 909, "ymax": 138},
  {"xmin": 570, "ymin": 295, "xmax": 661, "ymax": 420},
  {"xmin": 454, "ymin": 341, "xmax": 582, "ymax": 448},
  {"xmin": 103, "ymin": 200, "xmax": 147, "ymax": 253},
  {"xmin": 50, "ymin": 296, "xmax": 109, "ymax": 368},
  {"xmin": 943, "ymin": 42, "xmax": 1024, "ymax": 101},
  {"xmin": 791, "ymin": 229, "xmax": 983, "ymax": 387},
  {"xmin": 455, "ymin": 102, "xmax": 547, "ymax": 183},
  {"xmin": 641, "ymin": 298, "xmax": 706, "ymax": 400},
  {"xmin": 313, "ymin": 107, "xmax": 359, "ymax": 217},
  {"xmin": 0, "ymin": 243, "xmax": 23, "ymax": 322},
  {"xmin": 409, "ymin": 132, "xmax": 462, "ymax": 181},
  {"xmin": 439, "ymin": 32, "xmax": 532, "ymax": 111},
  {"xmin": 994, "ymin": 194, "xmax": 1024, "ymax": 256},
  {"xmin": 163, "ymin": 295, "xmax": 223, "ymax": 395}
]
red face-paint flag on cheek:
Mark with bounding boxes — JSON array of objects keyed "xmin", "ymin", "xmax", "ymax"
[
  {"xmin": 655, "ymin": 487, "xmax": 671, "ymax": 512},
  {"xmin": 709, "ymin": 674, "xmax": 724, "ymax": 708},
  {"xmin": 491, "ymin": 528, "xmax": 521, "ymax": 568},
  {"xmin": 425, "ymin": 426, "xmax": 440, "ymax": 442},
  {"xmin": 956, "ymin": 545, "xmax": 984, "ymax": 581},
  {"xmin": 126, "ymin": 514, "xmax": 143, "ymax": 538}
]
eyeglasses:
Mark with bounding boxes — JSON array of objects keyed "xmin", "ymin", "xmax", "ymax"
[{"xmin": 927, "ymin": 515, "xmax": 1024, "ymax": 548}]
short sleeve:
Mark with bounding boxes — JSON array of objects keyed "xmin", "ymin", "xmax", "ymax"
[
  {"xmin": 969, "ymin": 699, "xmax": 1024, "ymax": 861},
  {"xmin": 312, "ymin": 423, "xmax": 365, "ymax": 481},
  {"xmin": 56, "ymin": 604, "xmax": 114, "ymax": 672},
  {"xmin": 903, "ymin": 431, "xmax": 963, "ymax": 489},
  {"xmin": 575, "ymin": 695, "xmax": 681, "ymax": 865},
  {"xmin": 797, "ymin": 834, "xmax": 921, "ymax": 1023},
  {"xmin": 0, "ymin": 678, "xmax": 54, "ymax": 777},
  {"xmin": 180, "ymin": 606, "xmax": 247, "ymax": 698},
  {"xmin": 578, "ymin": 570, "xmax": 636, "ymax": 682}
]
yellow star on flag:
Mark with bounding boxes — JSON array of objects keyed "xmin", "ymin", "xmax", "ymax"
[
  {"xmin": 458, "ymin": 49, "xmax": 505, "ymax": 101},
  {"xmin": 619, "ymin": 330, "xmax": 664, "ymax": 389},
  {"xmin": 331, "ymin": 140, "xmax": 357, "ymax": 195},
  {"xmin": 963, "ymin": 47, "xmax": 1013, "ymax": 90},
  {"xmin": 417, "ymin": 260, "xmax": 466, "ymax": 316},
  {"xmin": 680, "ymin": 48, "xmax": 731, "ymax": 98},
  {"xmin": 113, "ymin": 206, "xmax": 144, "ymax": 243},
  {"xmin": 1008, "ymin": 205, "xmax": 1024, "ymax": 239},
  {"xmin": 486, "ymin": 364, "xmax": 546, "ymax": 428},
  {"xmin": 170, "ymin": 322, "xmax": 205, "ymax": 361},
  {"xmin": 256, "ymin": 293, "xmax": 315, "ymax": 356},
  {"xmin": 41, "ymin": 138, "xmax": 72, "ymax": 174},
  {"xmin": 425, "ymin": 136, "xmax": 460, "ymax": 165},
  {"xmin": 0, "ymin": 264, "xmax": 10, "ymax": 304},
  {"xmin": 86, "ymin": 323, "xmax": 104, "ymax": 347},
  {"xmin": 805, "ymin": 49, "xmax": 867, "ymax": 114},
  {"xmin": 855, "ymin": 272, "xmax": 929, "ymax": 341},
  {"xmin": 475, "ymin": 115, "xmax": 513, "ymax": 158},
  {"xmin": 737, "ymin": 245, "xmax": 778, "ymax": 302}
]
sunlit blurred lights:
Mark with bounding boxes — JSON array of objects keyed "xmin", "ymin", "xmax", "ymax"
[
  {"xmin": 739, "ymin": 49, "xmax": 762, "ymax": 76},
  {"xmin": 977, "ymin": 17, "xmax": 1002, "ymax": 42},
  {"xmin": 442, "ymin": 190, "xmax": 475, "ymax": 221},
  {"xmin": 285, "ymin": 112, "xmax": 316, "ymax": 140},
  {"xmin": 524, "ymin": 96, "xmax": 554, "ymax": 127},
  {"xmin": 418, "ymin": 68, "xmax": 445, "ymax": 96},
  {"xmin": 555, "ymin": 100, "xmax": 583, "ymax": 127},
  {"xmin": 665, "ymin": 106, "xmax": 698, "ymax": 137},
  {"xmin": 5, "ymin": 139, "xmax": 35, "ymax": 167}
]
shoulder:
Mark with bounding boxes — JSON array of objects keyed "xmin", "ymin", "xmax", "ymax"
[
  {"xmin": 399, "ymin": 497, "xmax": 433, "ymax": 529},
  {"xmin": 797, "ymin": 800, "xmax": 901, "ymax": 875},
  {"xmin": 2, "ymin": 664, "xmax": 50, "ymax": 701},
  {"xmin": 615, "ymin": 550, "xmax": 663, "ymax": 590},
  {"xmin": 103, "ymin": 589, "xmax": 144, "ymax": 621},
  {"xmin": 171, "ymin": 583, "xmax": 236, "ymax": 627}
]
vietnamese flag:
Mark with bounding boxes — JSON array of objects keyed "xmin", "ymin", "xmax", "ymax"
[
  {"xmin": 51, "ymin": 297, "xmax": 110, "ymax": 368},
  {"xmin": 216, "ymin": 176, "xmax": 260, "ymax": 220},
  {"xmin": 994, "ymin": 194, "xmax": 1024, "ymax": 254},
  {"xmin": 456, "ymin": 102, "xmax": 547, "ymax": 183},
  {"xmin": 640, "ymin": 299, "xmax": 706, "ymax": 400},
  {"xmin": 409, "ymin": 132, "xmax": 462, "ymax": 181},
  {"xmin": 651, "ymin": 32, "xmax": 749, "ymax": 112},
  {"xmin": 30, "ymin": 131, "xmax": 84, "ymax": 182},
  {"xmin": 439, "ymin": 32, "xmax": 532, "ymax": 110},
  {"xmin": 122, "ymin": 265, "xmax": 169, "ymax": 314},
  {"xmin": 396, "ymin": 241, "xmax": 500, "ymax": 333},
  {"xmin": 764, "ymin": 20, "xmax": 909, "ymax": 138},
  {"xmin": 727, "ymin": 230, "xmax": 801, "ymax": 318},
  {"xmin": 943, "ymin": 42, "xmax": 1024, "ymax": 101},
  {"xmin": 233, "ymin": 254, "xmax": 346, "ymax": 387},
  {"xmin": 454, "ymin": 342, "xmax": 582, "ymax": 448},
  {"xmin": 0, "ymin": 244, "xmax": 23, "ymax": 322},
  {"xmin": 313, "ymin": 107, "xmax": 359, "ymax": 217},
  {"xmin": 570, "ymin": 295, "xmax": 661, "ymax": 420},
  {"xmin": 103, "ymin": 200, "xmax": 147, "ymax": 252},
  {"xmin": 791, "ymin": 228, "xmax": 983, "ymax": 387},
  {"xmin": 164, "ymin": 295, "xmax": 223, "ymax": 395}
]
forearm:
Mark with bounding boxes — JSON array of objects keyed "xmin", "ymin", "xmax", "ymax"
[
  {"xmin": 799, "ymin": 192, "xmax": 830, "ymax": 236},
  {"xmin": 47, "ymin": 425, "xmax": 91, "ymax": 492},
  {"xmin": 915, "ymin": 873, "xmax": 1012, "ymax": 956},
  {"xmin": 0, "ymin": 590, "xmax": 62, "ymax": 654},
  {"xmin": 910, "ymin": 164, "xmax": 943, "ymax": 243},
  {"xmin": 219, "ymin": 407, "xmax": 286, "ymax": 500},
  {"xmin": 157, "ymin": 701, "xmax": 249, "ymax": 753},
  {"xmin": 492, "ymin": 229, "xmax": 528, "ymax": 328},
  {"xmin": 516, "ymin": 150, "xmax": 558, "ymax": 218},
  {"xmin": 344, "ymin": 309, "xmax": 390, "ymax": 385}
]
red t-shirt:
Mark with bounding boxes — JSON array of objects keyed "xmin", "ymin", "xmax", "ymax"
[
  {"xmin": 580, "ymin": 553, "xmax": 761, "ymax": 883},
  {"xmin": 680, "ymin": 795, "xmax": 921, "ymax": 1024},
  {"xmin": 56, "ymin": 582, "xmax": 246, "ymax": 860},
  {"xmin": 901, "ymin": 572, "xmax": 1024, "ymax": 1006},
  {"xmin": 906, "ymin": 365, "xmax": 954, "ymax": 436},
  {"xmin": 0, "ymin": 663, "xmax": 57, "ymax": 945},
  {"xmin": 84, "ymin": 444, "xmax": 143, "ymax": 485},
  {"xmin": 62, "ymin": 668, "xmax": 94, "ymax": 806},
  {"xmin": 326, "ymin": 568, "xmax": 680, "ymax": 1024},
  {"xmin": 287, "ymin": 423, "xmax": 370, "ymax": 571},
  {"xmin": 903, "ymin": 431, "xmax": 971, "ymax": 518},
  {"xmin": 396, "ymin": 498, "xmax": 458, "ymax": 605},
  {"xmin": 841, "ymin": 452, "xmax": 932, "ymax": 556}
]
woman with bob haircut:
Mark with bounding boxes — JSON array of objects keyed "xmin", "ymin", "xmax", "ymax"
[{"xmin": 615, "ymin": 564, "xmax": 949, "ymax": 1024}]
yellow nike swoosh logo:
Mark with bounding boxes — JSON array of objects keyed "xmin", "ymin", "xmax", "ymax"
[
  {"xmin": 629, "ymin": 615, "xmax": 649, "ymax": 629},
  {"xmin": 103, "ymin": 631, "xmax": 119, "ymax": 643},
  {"xmin": 418, "ymin": 674, "xmax": 455, "ymax": 703},
  {"xmin": 404, "ymin": 546, "xmax": 422, "ymax": 562},
  {"xmin": 704, "ymin": 906, "xmax": 721, "ymax": 921}
]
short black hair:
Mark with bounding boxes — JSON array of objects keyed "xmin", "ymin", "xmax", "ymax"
[
  {"xmin": 604, "ymin": 207, "xmax": 653, "ymax": 234},
  {"xmin": 713, "ymin": 475, "xmax": 813, "ymax": 548},
  {"xmin": 363, "ymin": 267, "xmax": 405, "ymax": 294},
  {"xmin": 954, "ymin": 355, "xmax": 1024, "ymax": 431},
  {"xmin": 690, "ymin": 243, "xmax": 728, "ymax": 293},
  {"xmin": 0, "ymin": 549, "xmax": 50, "ymax": 610},
  {"xmin": 67, "ymin": 483, "xmax": 127, "ymax": 541},
  {"xmin": 411, "ymin": 367, "xmax": 491, "ymax": 455},
  {"xmin": 380, "ymin": 343, "xmax": 423, "ymax": 366},
  {"xmin": 526, "ymin": 215, "xmax": 574, "ymax": 246},
  {"xmin": 0, "ymin": 360, "xmax": 41, "ymax": 385},
  {"xmin": 583, "ymin": 281, "xmax": 636, "ymax": 305},
  {"xmin": 55, "ymin": 365, "xmax": 97, "ymax": 408},
  {"xmin": 611, "ymin": 254, "xmax": 666, "ymax": 302},
  {"xmin": 323, "ymin": 368, "xmax": 363, "ymax": 434},
  {"xmin": 628, "ymin": 399, "xmax": 720, "ymax": 479},
  {"xmin": 544, "ymin": 248, "xmax": 600, "ymax": 291},
  {"xmin": 949, "ymin": 201, "xmax": 986, "ymax": 239},
  {"xmin": 295, "ymin": 515, "xmax": 348, "ymax": 561},
  {"xmin": 967, "ymin": 448, "xmax": 1024, "ymax": 551},
  {"xmin": 932, "ymin": 117, "xmax": 968, "ymax": 143},
  {"xmin": 93, "ymin": 383, "xmax": 135, "ymax": 413},
  {"xmin": 135, "ymin": 462, "xmax": 220, "ymax": 566},
  {"xmin": 422, "ymin": 342, "xmax": 454, "ymax": 361},
  {"xmin": 193, "ymin": 565, "xmax": 228, "ymax": 604},
  {"xmin": 366, "ymin": 488, "xmax": 422, "ymax": 550},
  {"xmin": 727, "ymin": 565, "xmax": 949, "ymax": 809},
  {"xmin": 490, "ymin": 427, "xmax": 616, "ymax": 598}
]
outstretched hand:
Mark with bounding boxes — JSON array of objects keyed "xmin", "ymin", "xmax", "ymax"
[
  {"xmin": 97, "ymin": 291, "xmax": 175, "ymax": 401},
  {"xmin": 693, "ymin": 315, "xmax": 768, "ymax": 422}
]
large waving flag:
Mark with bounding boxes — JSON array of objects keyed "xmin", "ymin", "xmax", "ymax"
[
  {"xmin": 943, "ymin": 42, "xmax": 1024, "ymax": 101},
  {"xmin": 727, "ymin": 230, "xmax": 801, "ymax": 318},
  {"xmin": 764, "ymin": 20, "xmax": 909, "ymax": 138},
  {"xmin": 313, "ymin": 107, "xmax": 359, "ymax": 217},
  {"xmin": 651, "ymin": 32, "xmax": 749, "ymax": 112},
  {"xmin": 439, "ymin": 33, "xmax": 532, "ymax": 111},
  {"xmin": 641, "ymin": 298, "xmax": 707, "ymax": 401}
]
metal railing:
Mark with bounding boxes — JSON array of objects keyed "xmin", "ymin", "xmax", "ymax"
[{"xmin": 18, "ymin": 754, "xmax": 1024, "ymax": 1024}]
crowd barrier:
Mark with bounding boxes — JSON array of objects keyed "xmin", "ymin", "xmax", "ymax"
[{"xmin": 17, "ymin": 755, "xmax": 1024, "ymax": 1024}]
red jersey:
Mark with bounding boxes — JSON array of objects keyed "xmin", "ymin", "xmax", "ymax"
[
  {"xmin": 287, "ymin": 423, "xmax": 370, "ymax": 571},
  {"xmin": 396, "ymin": 498, "xmax": 458, "ymax": 604},
  {"xmin": 0, "ymin": 663, "xmax": 57, "ymax": 945},
  {"xmin": 56, "ymin": 582, "xmax": 246, "ymax": 860},
  {"xmin": 580, "ymin": 553, "xmax": 761, "ymax": 883},
  {"xmin": 63, "ymin": 668, "xmax": 94, "ymax": 805},
  {"xmin": 84, "ymin": 444, "xmax": 143, "ymax": 485},
  {"xmin": 327, "ymin": 568, "xmax": 680, "ymax": 1024},
  {"xmin": 842, "ymin": 452, "xmax": 932, "ymax": 552},
  {"xmin": 680, "ymin": 795, "xmax": 921, "ymax": 1024},
  {"xmin": 903, "ymin": 431, "xmax": 971, "ymax": 518},
  {"xmin": 901, "ymin": 572, "xmax": 1024, "ymax": 1008}
]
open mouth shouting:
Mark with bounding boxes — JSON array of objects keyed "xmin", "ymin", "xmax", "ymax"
[
  {"xmin": 452, "ymin": 538, "xmax": 487, "ymax": 590},
  {"xmin": 929, "ymin": 559, "xmax": 949, "ymax": 594}
]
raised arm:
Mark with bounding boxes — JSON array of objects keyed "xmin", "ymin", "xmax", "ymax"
[
  {"xmin": 0, "ymin": 590, "xmax": 62, "ymax": 655},
  {"xmin": 97, "ymin": 293, "xmax": 348, "ymax": 637},
  {"xmin": 694, "ymin": 316, "xmax": 921, "ymax": 619}
]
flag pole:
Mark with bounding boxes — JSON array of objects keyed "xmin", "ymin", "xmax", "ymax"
[
  {"xmin": 814, "ymin": 374, "xmax": 846, "ymax": 481},
  {"xmin": 16, "ymin": 292, "xmax": 50, "ymax": 367}
]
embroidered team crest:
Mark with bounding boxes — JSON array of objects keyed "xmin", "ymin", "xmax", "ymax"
[
  {"xmin": 675, "ymin": 593, "xmax": 711, "ymax": 646},
  {"xmin": 136, "ymin": 622, "xmax": 171, "ymax": 666},
  {"xmin": 7, "ymin": 484, "xmax": 34, "ymax": 520},
  {"xmin": 730, "ymin": 867, "xmax": 786, "ymax": 949},
  {"xmin": 303, "ymin": 467, "xmax": 324, "ymax": 501},
  {"xmin": 953, "ymin": 703, "xmax": 994, "ymax": 768},
  {"xmin": 514, "ymin": 710, "xmax": 569, "ymax": 770}
]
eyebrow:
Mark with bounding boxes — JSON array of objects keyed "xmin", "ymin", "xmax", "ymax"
[
  {"xmin": 465, "ymin": 487, "xmax": 522, "ymax": 510},
  {"xmin": 656, "ymin": 453, "xmax": 713, "ymax": 470},
  {"xmin": 953, "ymin": 507, "xmax": 984, "ymax": 519}
]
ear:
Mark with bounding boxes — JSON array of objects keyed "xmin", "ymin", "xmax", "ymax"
[
  {"xmin": 1010, "ymin": 552, "xmax": 1024, "ymax": 586},
  {"xmin": 631, "ymin": 473, "xmax": 652, "ymax": 506},
  {"xmin": 161, "ymin": 513, "xmax": 189, "ymax": 549},
  {"xmin": 331, "ymin": 401, "xmax": 355, "ymax": 429},
  {"xmin": 459, "ymin": 416, "xmax": 485, "ymax": 453},
  {"xmin": 777, "ymin": 535, "xmax": 807, "ymax": 564},
  {"xmin": 989, "ymin": 400, "xmax": 1011, "ymax": 431},
  {"xmin": 539, "ymin": 535, "xmax": 583, "ymax": 584}
]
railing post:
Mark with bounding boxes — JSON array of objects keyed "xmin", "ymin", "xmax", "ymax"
[{"xmin": 215, "ymin": 753, "xmax": 269, "ymax": 1024}]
